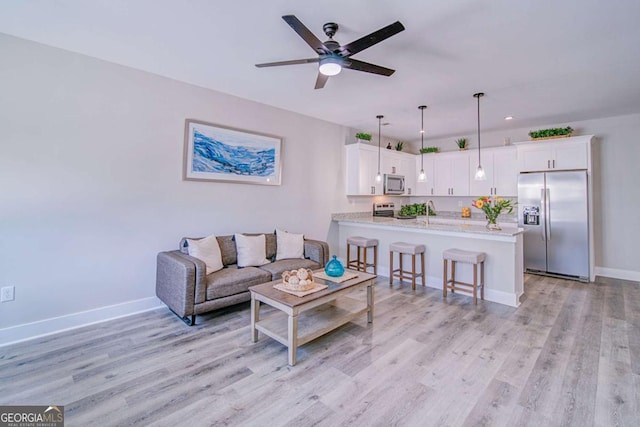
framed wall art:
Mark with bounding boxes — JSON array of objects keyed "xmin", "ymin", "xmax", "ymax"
[{"xmin": 183, "ymin": 119, "xmax": 282, "ymax": 185}]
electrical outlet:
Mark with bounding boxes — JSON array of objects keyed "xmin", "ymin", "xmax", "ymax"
[
  {"xmin": 1, "ymin": 286, "xmax": 15, "ymax": 302},
  {"xmin": 458, "ymin": 201, "xmax": 463, "ymax": 207}
]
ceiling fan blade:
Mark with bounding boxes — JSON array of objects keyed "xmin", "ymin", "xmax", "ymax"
[
  {"xmin": 314, "ymin": 73, "xmax": 329, "ymax": 89},
  {"xmin": 339, "ymin": 21, "xmax": 405, "ymax": 57},
  {"xmin": 282, "ymin": 15, "xmax": 329, "ymax": 55},
  {"xmin": 255, "ymin": 58, "xmax": 319, "ymax": 68},
  {"xmin": 343, "ymin": 59, "xmax": 395, "ymax": 76}
]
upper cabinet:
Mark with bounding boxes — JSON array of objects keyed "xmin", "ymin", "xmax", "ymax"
[
  {"xmin": 433, "ymin": 151, "xmax": 470, "ymax": 196},
  {"xmin": 345, "ymin": 143, "xmax": 382, "ymax": 196},
  {"xmin": 469, "ymin": 146, "xmax": 518, "ymax": 197},
  {"xmin": 414, "ymin": 153, "xmax": 435, "ymax": 196},
  {"xmin": 516, "ymin": 135, "xmax": 593, "ymax": 172},
  {"xmin": 345, "ymin": 143, "xmax": 417, "ymax": 196},
  {"xmin": 382, "ymin": 150, "xmax": 417, "ymax": 195}
]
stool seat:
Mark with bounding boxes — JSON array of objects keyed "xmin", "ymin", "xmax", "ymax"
[
  {"xmin": 347, "ymin": 236, "xmax": 379, "ymax": 247},
  {"xmin": 389, "ymin": 242, "xmax": 426, "ymax": 255},
  {"xmin": 442, "ymin": 248, "xmax": 485, "ymax": 264}
]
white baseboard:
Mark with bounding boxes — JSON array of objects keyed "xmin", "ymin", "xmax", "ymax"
[
  {"xmin": 594, "ymin": 266, "xmax": 640, "ymax": 282},
  {"xmin": 0, "ymin": 297, "xmax": 164, "ymax": 347},
  {"xmin": 377, "ymin": 266, "xmax": 520, "ymax": 307}
]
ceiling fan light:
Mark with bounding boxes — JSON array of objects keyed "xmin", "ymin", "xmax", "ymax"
[{"xmin": 319, "ymin": 57, "xmax": 342, "ymax": 76}]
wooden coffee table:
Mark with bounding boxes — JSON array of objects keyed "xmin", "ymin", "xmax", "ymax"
[{"xmin": 249, "ymin": 269, "xmax": 376, "ymax": 366}]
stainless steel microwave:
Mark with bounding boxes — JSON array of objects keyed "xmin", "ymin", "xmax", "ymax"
[{"xmin": 384, "ymin": 174, "xmax": 405, "ymax": 195}]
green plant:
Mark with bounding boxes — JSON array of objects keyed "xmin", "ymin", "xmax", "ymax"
[
  {"xmin": 395, "ymin": 141, "xmax": 404, "ymax": 151},
  {"xmin": 399, "ymin": 203, "xmax": 427, "ymax": 216},
  {"xmin": 455, "ymin": 138, "xmax": 467, "ymax": 149},
  {"xmin": 528, "ymin": 126, "xmax": 573, "ymax": 139},
  {"xmin": 355, "ymin": 132, "xmax": 372, "ymax": 141},
  {"xmin": 420, "ymin": 146, "xmax": 439, "ymax": 153}
]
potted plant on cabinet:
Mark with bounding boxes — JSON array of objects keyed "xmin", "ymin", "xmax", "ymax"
[
  {"xmin": 528, "ymin": 126, "xmax": 573, "ymax": 141},
  {"xmin": 455, "ymin": 138, "xmax": 467, "ymax": 150},
  {"xmin": 355, "ymin": 132, "xmax": 372, "ymax": 143}
]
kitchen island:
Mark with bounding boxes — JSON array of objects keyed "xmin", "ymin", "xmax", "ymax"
[{"xmin": 332, "ymin": 212, "xmax": 525, "ymax": 307}]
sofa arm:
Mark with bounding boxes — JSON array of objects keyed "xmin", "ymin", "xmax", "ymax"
[
  {"xmin": 304, "ymin": 238, "xmax": 330, "ymax": 266},
  {"xmin": 156, "ymin": 251, "xmax": 207, "ymax": 320}
]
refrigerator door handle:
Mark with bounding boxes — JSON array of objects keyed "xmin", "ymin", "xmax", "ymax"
[
  {"xmin": 541, "ymin": 188, "xmax": 547, "ymax": 241},
  {"xmin": 546, "ymin": 188, "xmax": 551, "ymax": 240}
]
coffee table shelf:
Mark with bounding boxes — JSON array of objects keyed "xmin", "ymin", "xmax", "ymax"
[{"xmin": 255, "ymin": 297, "xmax": 367, "ymax": 348}]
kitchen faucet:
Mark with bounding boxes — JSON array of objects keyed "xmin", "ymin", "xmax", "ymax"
[{"xmin": 426, "ymin": 200, "xmax": 436, "ymax": 224}]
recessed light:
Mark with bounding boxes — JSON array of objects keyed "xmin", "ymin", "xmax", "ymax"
[{"xmin": 504, "ymin": 116, "xmax": 514, "ymax": 120}]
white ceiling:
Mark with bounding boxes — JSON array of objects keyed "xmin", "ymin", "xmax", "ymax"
[{"xmin": 2, "ymin": 0, "xmax": 640, "ymax": 142}]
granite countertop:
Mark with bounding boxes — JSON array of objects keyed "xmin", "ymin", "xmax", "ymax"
[{"xmin": 332, "ymin": 211, "xmax": 523, "ymax": 237}]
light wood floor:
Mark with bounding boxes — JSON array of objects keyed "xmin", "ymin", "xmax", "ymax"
[{"xmin": 1, "ymin": 274, "xmax": 639, "ymax": 426}]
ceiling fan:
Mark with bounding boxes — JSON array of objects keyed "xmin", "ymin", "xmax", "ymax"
[{"xmin": 255, "ymin": 15, "xmax": 405, "ymax": 89}]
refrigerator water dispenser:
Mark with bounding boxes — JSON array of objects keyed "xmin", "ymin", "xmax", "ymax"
[{"xmin": 522, "ymin": 206, "xmax": 540, "ymax": 225}]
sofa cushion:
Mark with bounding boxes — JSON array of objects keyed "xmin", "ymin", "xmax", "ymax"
[
  {"xmin": 235, "ymin": 234, "xmax": 270, "ymax": 267},
  {"xmin": 275, "ymin": 229, "xmax": 305, "ymax": 260},
  {"xmin": 259, "ymin": 258, "xmax": 322, "ymax": 281},
  {"xmin": 186, "ymin": 235, "xmax": 223, "ymax": 275},
  {"xmin": 205, "ymin": 265, "xmax": 271, "ymax": 300},
  {"xmin": 181, "ymin": 234, "xmax": 277, "ymax": 266}
]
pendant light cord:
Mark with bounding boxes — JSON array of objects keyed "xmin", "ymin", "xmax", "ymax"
[
  {"xmin": 377, "ymin": 115, "xmax": 383, "ymax": 175},
  {"xmin": 419, "ymin": 106, "xmax": 425, "ymax": 170},
  {"xmin": 473, "ymin": 92, "xmax": 484, "ymax": 167}
]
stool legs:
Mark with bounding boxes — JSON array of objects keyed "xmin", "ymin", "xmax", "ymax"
[
  {"xmin": 390, "ymin": 251, "xmax": 425, "ymax": 289},
  {"xmin": 389, "ymin": 250, "xmax": 393, "ymax": 286},
  {"xmin": 443, "ymin": 259, "xmax": 485, "ymax": 305},
  {"xmin": 374, "ymin": 246, "xmax": 378, "ymax": 275},
  {"xmin": 348, "ymin": 244, "xmax": 378, "ymax": 274}
]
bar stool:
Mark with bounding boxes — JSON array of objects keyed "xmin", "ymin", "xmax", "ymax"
[
  {"xmin": 389, "ymin": 242, "xmax": 426, "ymax": 290},
  {"xmin": 346, "ymin": 236, "xmax": 379, "ymax": 274},
  {"xmin": 442, "ymin": 248, "xmax": 486, "ymax": 304}
]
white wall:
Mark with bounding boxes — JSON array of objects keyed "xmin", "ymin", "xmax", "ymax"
[
  {"xmin": 0, "ymin": 34, "xmax": 376, "ymax": 341},
  {"xmin": 407, "ymin": 113, "xmax": 640, "ymax": 277}
]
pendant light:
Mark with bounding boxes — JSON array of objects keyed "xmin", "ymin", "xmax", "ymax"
[
  {"xmin": 473, "ymin": 92, "xmax": 486, "ymax": 181},
  {"xmin": 418, "ymin": 105, "xmax": 427, "ymax": 182},
  {"xmin": 375, "ymin": 115, "xmax": 383, "ymax": 183}
]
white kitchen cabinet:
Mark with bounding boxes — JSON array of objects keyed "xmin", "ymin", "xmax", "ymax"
[
  {"xmin": 469, "ymin": 146, "xmax": 517, "ymax": 196},
  {"xmin": 345, "ymin": 143, "xmax": 382, "ymax": 195},
  {"xmin": 433, "ymin": 151, "xmax": 469, "ymax": 196},
  {"xmin": 517, "ymin": 136, "xmax": 591, "ymax": 172},
  {"xmin": 414, "ymin": 153, "xmax": 435, "ymax": 196},
  {"xmin": 380, "ymin": 148, "xmax": 416, "ymax": 194}
]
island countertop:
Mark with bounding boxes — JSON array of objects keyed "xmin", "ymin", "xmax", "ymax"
[{"xmin": 332, "ymin": 212, "xmax": 524, "ymax": 239}]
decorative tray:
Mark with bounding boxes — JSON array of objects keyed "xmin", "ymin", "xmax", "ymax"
[{"xmin": 396, "ymin": 215, "xmax": 417, "ymax": 220}]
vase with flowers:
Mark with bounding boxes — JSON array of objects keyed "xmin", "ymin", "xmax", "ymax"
[{"xmin": 471, "ymin": 196, "xmax": 515, "ymax": 230}]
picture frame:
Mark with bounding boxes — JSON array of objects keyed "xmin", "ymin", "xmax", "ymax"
[{"xmin": 183, "ymin": 119, "xmax": 282, "ymax": 185}]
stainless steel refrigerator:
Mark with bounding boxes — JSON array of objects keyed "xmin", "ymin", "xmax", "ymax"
[{"xmin": 518, "ymin": 170, "xmax": 589, "ymax": 281}]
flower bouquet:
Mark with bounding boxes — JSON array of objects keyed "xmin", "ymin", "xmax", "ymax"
[{"xmin": 471, "ymin": 196, "xmax": 515, "ymax": 230}]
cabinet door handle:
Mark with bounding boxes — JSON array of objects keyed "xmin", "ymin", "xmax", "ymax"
[
  {"xmin": 431, "ymin": 188, "xmax": 433, "ymax": 195},
  {"xmin": 371, "ymin": 186, "xmax": 375, "ymax": 194},
  {"xmin": 552, "ymin": 159, "xmax": 555, "ymax": 169}
]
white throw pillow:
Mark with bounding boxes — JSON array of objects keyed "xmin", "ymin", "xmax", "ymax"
[
  {"xmin": 235, "ymin": 234, "xmax": 270, "ymax": 267},
  {"xmin": 186, "ymin": 234, "xmax": 223, "ymax": 275},
  {"xmin": 275, "ymin": 229, "xmax": 305, "ymax": 260}
]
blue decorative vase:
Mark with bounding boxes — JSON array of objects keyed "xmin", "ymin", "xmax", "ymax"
[{"xmin": 325, "ymin": 255, "xmax": 345, "ymax": 277}]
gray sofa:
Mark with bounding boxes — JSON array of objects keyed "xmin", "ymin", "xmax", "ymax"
[{"xmin": 156, "ymin": 233, "xmax": 329, "ymax": 325}]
